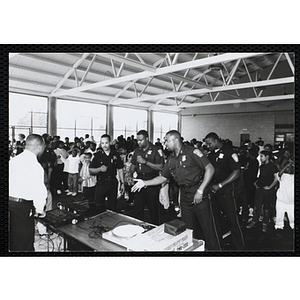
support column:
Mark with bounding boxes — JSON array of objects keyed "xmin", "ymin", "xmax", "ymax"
[
  {"xmin": 178, "ymin": 112, "xmax": 182, "ymax": 133},
  {"xmin": 106, "ymin": 105, "xmax": 114, "ymax": 138},
  {"xmin": 48, "ymin": 97, "xmax": 57, "ymax": 136},
  {"xmin": 147, "ymin": 110, "xmax": 154, "ymax": 142}
]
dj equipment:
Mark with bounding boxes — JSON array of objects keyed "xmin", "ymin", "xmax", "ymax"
[
  {"xmin": 38, "ymin": 208, "xmax": 83, "ymax": 229},
  {"xmin": 164, "ymin": 219, "xmax": 187, "ymax": 236},
  {"xmin": 39, "ymin": 200, "xmax": 106, "ymax": 229}
]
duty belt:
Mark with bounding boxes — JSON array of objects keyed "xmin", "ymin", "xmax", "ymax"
[
  {"xmin": 179, "ymin": 182, "xmax": 201, "ymax": 189},
  {"xmin": 9, "ymin": 196, "xmax": 32, "ymax": 203},
  {"xmin": 137, "ymin": 172, "xmax": 159, "ymax": 180},
  {"xmin": 98, "ymin": 175, "xmax": 115, "ymax": 181}
]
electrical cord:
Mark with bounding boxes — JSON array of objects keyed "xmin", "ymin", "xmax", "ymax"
[
  {"xmin": 35, "ymin": 233, "xmax": 64, "ymax": 252},
  {"xmin": 88, "ymin": 218, "xmax": 140, "ymax": 238}
]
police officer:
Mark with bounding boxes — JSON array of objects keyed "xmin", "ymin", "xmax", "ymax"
[
  {"xmin": 89, "ymin": 134, "xmax": 125, "ymax": 211},
  {"xmin": 130, "ymin": 130, "xmax": 164, "ymax": 225},
  {"xmin": 204, "ymin": 132, "xmax": 245, "ymax": 250},
  {"xmin": 132, "ymin": 130, "xmax": 221, "ymax": 251}
]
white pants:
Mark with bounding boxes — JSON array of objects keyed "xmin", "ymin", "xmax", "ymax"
[{"xmin": 275, "ymin": 200, "xmax": 294, "ymax": 229}]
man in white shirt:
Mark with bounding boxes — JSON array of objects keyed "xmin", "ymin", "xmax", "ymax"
[{"xmin": 9, "ymin": 134, "xmax": 47, "ymax": 251}]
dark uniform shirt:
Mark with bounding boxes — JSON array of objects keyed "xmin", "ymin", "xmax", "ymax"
[
  {"xmin": 161, "ymin": 145, "xmax": 210, "ymax": 186},
  {"xmin": 208, "ymin": 145, "xmax": 240, "ymax": 183},
  {"xmin": 89, "ymin": 149, "xmax": 123, "ymax": 182},
  {"xmin": 256, "ymin": 162, "xmax": 278, "ymax": 188},
  {"xmin": 131, "ymin": 142, "xmax": 164, "ymax": 180}
]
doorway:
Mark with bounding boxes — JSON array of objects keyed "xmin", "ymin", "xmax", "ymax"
[{"xmin": 240, "ymin": 133, "xmax": 250, "ymax": 147}]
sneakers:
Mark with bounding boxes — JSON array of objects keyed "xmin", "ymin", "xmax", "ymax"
[
  {"xmin": 57, "ymin": 190, "xmax": 62, "ymax": 195},
  {"xmin": 66, "ymin": 192, "xmax": 73, "ymax": 196},
  {"xmin": 72, "ymin": 192, "xmax": 77, "ymax": 197},
  {"xmin": 246, "ymin": 220, "xmax": 257, "ymax": 229},
  {"xmin": 249, "ymin": 208, "xmax": 254, "ymax": 217},
  {"xmin": 65, "ymin": 189, "xmax": 69, "ymax": 193}
]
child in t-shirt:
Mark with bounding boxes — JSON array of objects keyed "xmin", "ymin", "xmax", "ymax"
[
  {"xmin": 61, "ymin": 148, "xmax": 81, "ymax": 196},
  {"xmin": 246, "ymin": 150, "xmax": 278, "ymax": 232},
  {"xmin": 274, "ymin": 160, "xmax": 294, "ymax": 234},
  {"xmin": 79, "ymin": 152, "xmax": 97, "ymax": 202}
]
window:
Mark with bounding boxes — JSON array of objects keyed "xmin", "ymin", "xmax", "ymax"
[
  {"xmin": 113, "ymin": 107, "xmax": 147, "ymax": 140},
  {"xmin": 9, "ymin": 93, "xmax": 47, "ymax": 141},
  {"xmin": 57, "ymin": 100, "xmax": 106, "ymax": 143},
  {"xmin": 153, "ymin": 112, "xmax": 178, "ymax": 143}
]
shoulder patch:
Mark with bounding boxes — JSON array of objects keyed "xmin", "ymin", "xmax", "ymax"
[
  {"xmin": 193, "ymin": 149, "xmax": 203, "ymax": 158},
  {"xmin": 231, "ymin": 153, "xmax": 239, "ymax": 162},
  {"xmin": 158, "ymin": 149, "xmax": 163, "ymax": 157}
]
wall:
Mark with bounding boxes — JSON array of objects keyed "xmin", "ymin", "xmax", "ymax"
[{"xmin": 181, "ymin": 110, "xmax": 294, "ymax": 147}]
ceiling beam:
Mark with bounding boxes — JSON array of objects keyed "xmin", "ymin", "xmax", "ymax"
[
  {"xmin": 96, "ymin": 53, "xmax": 156, "ymax": 72},
  {"xmin": 19, "ymin": 53, "xmax": 73, "ymax": 68},
  {"xmin": 245, "ymin": 58, "xmax": 263, "ymax": 70},
  {"xmin": 10, "ymin": 77, "xmax": 58, "ymax": 88},
  {"xmin": 9, "ymin": 77, "xmax": 112, "ymax": 101},
  {"xmin": 117, "ymin": 53, "xmax": 129, "ymax": 77},
  {"xmin": 80, "ymin": 54, "xmax": 96, "ymax": 86},
  {"xmin": 51, "ymin": 53, "xmax": 90, "ymax": 94},
  {"xmin": 10, "ymin": 64, "xmax": 64, "ymax": 79},
  {"xmin": 134, "ymin": 53, "xmax": 146, "ymax": 64},
  {"xmin": 99, "ymin": 53, "xmax": 207, "ymax": 93},
  {"xmin": 108, "ymin": 81, "xmax": 136, "ymax": 104},
  {"xmin": 114, "ymin": 76, "xmax": 294, "ymax": 105},
  {"xmin": 167, "ymin": 72, "xmax": 212, "ymax": 89},
  {"xmin": 226, "ymin": 59, "xmax": 241, "ymax": 85},
  {"xmin": 242, "ymin": 59, "xmax": 258, "ymax": 97},
  {"xmin": 162, "ymin": 94, "xmax": 294, "ymax": 109},
  {"xmin": 284, "ymin": 53, "xmax": 294, "ymax": 75},
  {"xmin": 52, "ymin": 53, "xmax": 266, "ymax": 97},
  {"xmin": 258, "ymin": 53, "xmax": 283, "ymax": 97}
]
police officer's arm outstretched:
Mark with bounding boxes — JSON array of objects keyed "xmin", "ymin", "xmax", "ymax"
[
  {"xmin": 132, "ymin": 130, "xmax": 215, "ymax": 204},
  {"xmin": 131, "ymin": 174, "xmax": 167, "ymax": 192}
]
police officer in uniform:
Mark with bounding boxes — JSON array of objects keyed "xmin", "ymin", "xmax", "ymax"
[
  {"xmin": 132, "ymin": 130, "xmax": 221, "ymax": 251},
  {"xmin": 204, "ymin": 132, "xmax": 245, "ymax": 250},
  {"xmin": 130, "ymin": 130, "xmax": 164, "ymax": 225},
  {"xmin": 89, "ymin": 134, "xmax": 124, "ymax": 211}
]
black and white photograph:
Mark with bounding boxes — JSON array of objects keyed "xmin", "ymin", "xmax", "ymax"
[
  {"xmin": 4, "ymin": 48, "xmax": 296, "ymax": 255},
  {"xmin": 0, "ymin": 3, "xmax": 299, "ymax": 297}
]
